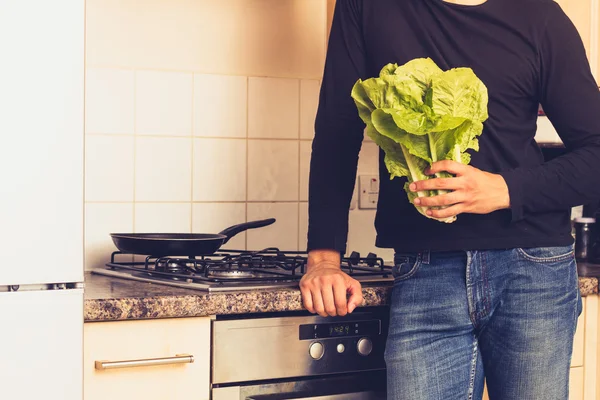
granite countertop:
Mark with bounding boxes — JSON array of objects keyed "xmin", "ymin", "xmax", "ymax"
[{"xmin": 84, "ymin": 272, "xmax": 599, "ymax": 322}]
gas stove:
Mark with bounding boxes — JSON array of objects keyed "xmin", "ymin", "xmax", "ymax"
[{"xmin": 92, "ymin": 248, "xmax": 394, "ymax": 292}]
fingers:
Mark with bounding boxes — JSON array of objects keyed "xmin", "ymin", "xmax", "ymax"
[
  {"xmin": 347, "ymin": 278, "xmax": 363, "ymax": 313},
  {"xmin": 426, "ymin": 204, "xmax": 466, "ymax": 219},
  {"xmin": 321, "ymin": 285, "xmax": 337, "ymax": 317},
  {"xmin": 410, "ymin": 177, "xmax": 465, "ymax": 193},
  {"xmin": 300, "ymin": 272, "xmax": 360, "ymax": 317},
  {"xmin": 312, "ymin": 289, "xmax": 327, "ymax": 317},
  {"xmin": 300, "ymin": 285, "xmax": 314, "ymax": 313},
  {"xmin": 414, "ymin": 192, "xmax": 464, "ymax": 207},
  {"xmin": 333, "ymin": 281, "xmax": 348, "ymax": 316},
  {"xmin": 427, "ymin": 160, "xmax": 470, "ymax": 176}
]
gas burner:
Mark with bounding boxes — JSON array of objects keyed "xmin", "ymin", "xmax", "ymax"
[
  {"xmin": 209, "ymin": 270, "xmax": 256, "ymax": 279},
  {"xmin": 160, "ymin": 260, "xmax": 191, "ymax": 275},
  {"xmin": 97, "ymin": 248, "xmax": 394, "ymax": 292}
]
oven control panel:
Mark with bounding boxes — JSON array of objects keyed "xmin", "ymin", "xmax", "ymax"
[
  {"xmin": 299, "ymin": 319, "xmax": 380, "ymax": 340},
  {"xmin": 300, "ymin": 319, "xmax": 382, "ymax": 362}
]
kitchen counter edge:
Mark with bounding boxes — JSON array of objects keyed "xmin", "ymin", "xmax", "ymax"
[{"xmin": 83, "ymin": 273, "xmax": 598, "ymax": 322}]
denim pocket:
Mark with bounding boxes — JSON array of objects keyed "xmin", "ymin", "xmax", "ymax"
[
  {"xmin": 517, "ymin": 245, "xmax": 575, "ymax": 263},
  {"xmin": 392, "ymin": 253, "xmax": 422, "ymax": 281}
]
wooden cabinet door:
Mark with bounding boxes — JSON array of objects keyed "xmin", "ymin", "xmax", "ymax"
[{"xmin": 84, "ymin": 317, "xmax": 211, "ymax": 400}]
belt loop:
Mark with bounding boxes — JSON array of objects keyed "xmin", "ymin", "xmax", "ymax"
[{"xmin": 421, "ymin": 250, "xmax": 431, "ymax": 265}]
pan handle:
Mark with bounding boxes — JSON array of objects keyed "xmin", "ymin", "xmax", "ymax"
[{"xmin": 219, "ymin": 219, "xmax": 276, "ymax": 244}]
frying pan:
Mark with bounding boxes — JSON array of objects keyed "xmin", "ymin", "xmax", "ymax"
[{"xmin": 110, "ymin": 218, "xmax": 275, "ymax": 256}]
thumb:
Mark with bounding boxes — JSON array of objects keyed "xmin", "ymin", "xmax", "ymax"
[{"xmin": 346, "ymin": 278, "xmax": 363, "ymax": 313}]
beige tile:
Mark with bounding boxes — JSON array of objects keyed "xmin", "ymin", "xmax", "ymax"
[
  {"xmin": 135, "ymin": 137, "xmax": 192, "ymax": 201},
  {"xmin": 86, "ymin": 0, "xmax": 325, "ymax": 79},
  {"xmin": 248, "ymin": 77, "xmax": 299, "ymax": 139},
  {"xmin": 299, "ymin": 141, "xmax": 312, "ymax": 201},
  {"xmin": 85, "ymin": 135, "xmax": 134, "ymax": 202},
  {"xmin": 347, "ymin": 210, "xmax": 394, "ymax": 262},
  {"xmin": 136, "ymin": 71, "xmax": 193, "ymax": 136},
  {"xmin": 357, "ymin": 141, "xmax": 380, "ymax": 175},
  {"xmin": 194, "ymin": 74, "xmax": 247, "ymax": 138},
  {"xmin": 85, "ymin": 68, "xmax": 134, "ymax": 134},
  {"xmin": 248, "ymin": 140, "xmax": 299, "ymax": 201},
  {"xmin": 134, "ymin": 203, "xmax": 191, "ymax": 233},
  {"xmin": 192, "ymin": 203, "xmax": 246, "ymax": 250},
  {"xmin": 298, "ymin": 202, "xmax": 308, "ymax": 252},
  {"xmin": 247, "ymin": 203, "xmax": 299, "ymax": 251},
  {"xmin": 300, "ymin": 80, "xmax": 320, "ymax": 139},
  {"xmin": 85, "ymin": 203, "xmax": 134, "ymax": 270},
  {"xmin": 193, "ymin": 139, "xmax": 246, "ymax": 201},
  {"xmin": 241, "ymin": 0, "xmax": 326, "ymax": 79}
]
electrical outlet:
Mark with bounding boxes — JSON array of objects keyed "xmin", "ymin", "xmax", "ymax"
[{"xmin": 359, "ymin": 175, "xmax": 379, "ymax": 209}]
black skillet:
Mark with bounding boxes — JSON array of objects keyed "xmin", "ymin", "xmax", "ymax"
[{"xmin": 110, "ymin": 218, "xmax": 276, "ymax": 256}]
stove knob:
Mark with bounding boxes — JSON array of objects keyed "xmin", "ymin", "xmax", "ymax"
[
  {"xmin": 357, "ymin": 338, "xmax": 373, "ymax": 356},
  {"xmin": 337, "ymin": 343, "xmax": 345, "ymax": 353},
  {"xmin": 309, "ymin": 342, "xmax": 324, "ymax": 360}
]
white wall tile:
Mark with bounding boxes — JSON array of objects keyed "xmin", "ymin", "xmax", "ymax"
[
  {"xmin": 85, "ymin": 135, "xmax": 134, "ymax": 202},
  {"xmin": 134, "ymin": 203, "xmax": 191, "ymax": 233},
  {"xmin": 347, "ymin": 210, "xmax": 394, "ymax": 262},
  {"xmin": 194, "ymin": 74, "xmax": 247, "ymax": 138},
  {"xmin": 299, "ymin": 202, "xmax": 308, "ymax": 252},
  {"xmin": 136, "ymin": 71, "xmax": 193, "ymax": 136},
  {"xmin": 193, "ymin": 139, "xmax": 246, "ymax": 201},
  {"xmin": 247, "ymin": 203, "xmax": 299, "ymax": 251},
  {"xmin": 85, "ymin": 68, "xmax": 134, "ymax": 134},
  {"xmin": 300, "ymin": 80, "xmax": 320, "ymax": 139},
  {"xmin": 358, "ymin": 141, "xmax": 380, "ymax": 175},
  {"xmin": 299, "ymin": 141, "xmax": 312, "ymax": 201},
  {"xmin": 248, "ymin": 77, "xmax": 299, "ymax": 139},
  {"xmin": 192, "ymin": 203, "xmax": 246, "ymax": 250},
  {"xmin": 248, "ymin": 140, "xmax": 299, "ymax": 201},
  {"xmin": 85, "ymin": 203, "xmax": 134, "ymax": 270},
  {"xmin": 135, "ymin": 137, "xmax": 192, "ymax": 201}
]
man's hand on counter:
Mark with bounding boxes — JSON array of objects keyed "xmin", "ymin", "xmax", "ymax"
[{"xmin": 300, "ymin": 249, "xmax": 363, "ymax": 317}]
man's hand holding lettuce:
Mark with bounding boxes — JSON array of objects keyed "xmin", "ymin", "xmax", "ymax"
[{"xmin": 351, "ymin": 58, "xmax": 496, "ymax": 223}]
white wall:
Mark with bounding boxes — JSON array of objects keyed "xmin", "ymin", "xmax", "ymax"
[{"xmin": 83, "ymin": 0, "xmax": 392, "ymax": 270}]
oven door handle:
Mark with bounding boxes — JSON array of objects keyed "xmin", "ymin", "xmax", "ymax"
[{"xmin": 246, "ymin": 391, "xmax": 382, "ymax": 400}]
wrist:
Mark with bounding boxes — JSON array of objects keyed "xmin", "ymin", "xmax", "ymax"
[{"xmin": 308, "ymin": 249, "xmax": 341, "ymax": 269}]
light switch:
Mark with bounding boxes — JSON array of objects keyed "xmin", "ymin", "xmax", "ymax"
[{"xmin": 359, "ymin": 175, "xmax": 379, "ymax": 209}]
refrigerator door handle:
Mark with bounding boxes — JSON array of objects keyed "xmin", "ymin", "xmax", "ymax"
[{"xmin": 95, "ymin": 354, "xmax": 195, "ymax": 370}]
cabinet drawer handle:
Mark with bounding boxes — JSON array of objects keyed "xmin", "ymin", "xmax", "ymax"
[{"xmin": 95, "ymin": 354, "xmax": 194, "ymax": 370}]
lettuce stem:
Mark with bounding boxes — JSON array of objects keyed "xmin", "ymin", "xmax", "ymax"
[
  {"xmin": 400, "ymin": 144, "xmax": 429, "ymax": 215},
  {"xmin": 428, "ymin": 133, "xmax": 447, "ymax": 196}
]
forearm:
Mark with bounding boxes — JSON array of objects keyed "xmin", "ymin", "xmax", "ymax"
[{"xmin": 501, "ymin": 143, "xmax": 600, "ymax": 221}]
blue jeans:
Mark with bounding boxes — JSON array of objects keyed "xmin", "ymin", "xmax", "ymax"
[{"xmin": 384, "ymin": 246, "xmax": 582, "ymax": 400}]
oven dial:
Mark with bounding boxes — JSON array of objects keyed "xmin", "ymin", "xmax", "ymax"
[
  {"xmin": 357, "ymin": 338, "xmax": 373, "ymax": 356},
  {"xmin": 337, "ymin": 343, "xmax": 345, "ymax": 353},
  {"xmin": 309, "ymin": 342, "xmax": 324, "ymax": 360}
]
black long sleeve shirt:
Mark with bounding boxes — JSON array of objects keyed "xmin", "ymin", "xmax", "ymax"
[{"xmin": 307, "ymin": 0, "xmax": 600, "ymax": 254}]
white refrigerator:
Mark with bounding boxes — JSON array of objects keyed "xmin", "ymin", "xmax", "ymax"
[{"xmin": 0, "ymin": 0, "xmax": 85, "ymax": 399}]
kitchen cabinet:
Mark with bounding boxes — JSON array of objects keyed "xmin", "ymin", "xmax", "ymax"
[
  {"xmin": 84, "ymin": 317, "xmax": 211, "ymax": 400},
  {"xmin": 482, "ymin": 295, "xmax": 598, "ymax": 400}
]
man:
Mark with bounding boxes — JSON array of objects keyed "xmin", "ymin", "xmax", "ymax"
[{"xmin": 299, "ymin": 0, "xmax": 600, "ymax": 399}]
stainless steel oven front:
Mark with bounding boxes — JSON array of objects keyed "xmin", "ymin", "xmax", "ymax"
[{"xmin": 211, "ymin": 307, "xmax": 389, "ymax": 400}]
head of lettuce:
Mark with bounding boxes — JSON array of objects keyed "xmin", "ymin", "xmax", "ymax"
[{"xmin": 351, "ymin": 58, "xmax": 489, "ymax": 223}]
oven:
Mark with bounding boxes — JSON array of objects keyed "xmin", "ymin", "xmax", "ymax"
[{"xmin": 211, "ymin": 307, "xmax": 389, "ymax": 400}]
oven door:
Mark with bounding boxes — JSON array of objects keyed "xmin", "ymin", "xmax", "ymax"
[{"xmin": 212, "ymin": 370, "xmax": 387, "ymax": 400}]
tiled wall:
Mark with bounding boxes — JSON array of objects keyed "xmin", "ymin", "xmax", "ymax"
[{"xmin": 84, "ymin": 0, "xmax": 393, "ymax": 271}]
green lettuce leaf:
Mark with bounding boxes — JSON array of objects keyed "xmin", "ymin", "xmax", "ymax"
[{"xmin": 430, "ymin": 68, "xmax": 489, "ymax": 122}]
